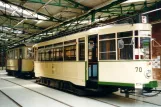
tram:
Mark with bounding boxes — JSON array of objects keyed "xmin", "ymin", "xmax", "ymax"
[
  {"xmin": 6, "ymin": 44, "xmax": 34, "ymax": 78},
  {"xmin": 33, "ymin": 23, "xmax": 158, "ymax": 95}
]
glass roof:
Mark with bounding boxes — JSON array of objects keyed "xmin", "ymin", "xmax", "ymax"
[
  {"xmin": 124, "ymin": 0, "xmax": 145, "ymax": 3},
  {"xmin": 0, "ymin": 1, "xmax": 47, "ymax": 20}
]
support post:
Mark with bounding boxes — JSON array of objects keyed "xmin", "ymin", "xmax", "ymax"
[{"xmin": 91, "ymin": 10, "xmax": 96, "ymax": 23}]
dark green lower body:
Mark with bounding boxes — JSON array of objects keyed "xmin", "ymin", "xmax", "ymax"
[
  {"xmin": 6, "ymin": 69, "xmax": 35, "ymax": 78},
  {"xmin": 98, "ymin": 81, "xmax": 158, "ymax": 89}
]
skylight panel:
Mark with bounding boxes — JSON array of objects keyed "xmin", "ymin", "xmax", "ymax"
[
  {"xmin": 0, "ymin": 1, "xmax": 48, "ymax": 20},
  {"xmin": 123, "ymin": 0, "xmax": 146, "ymax": 3}
]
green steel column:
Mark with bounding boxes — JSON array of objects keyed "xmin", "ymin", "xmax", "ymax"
[{"xmin": 91, "ymin": 10, "xmax": 96, "ymax": 23}]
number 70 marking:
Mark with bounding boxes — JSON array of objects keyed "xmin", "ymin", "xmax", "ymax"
[{"xmin": 135, "ymin": 67, "xmax": 142, "ymax": 72}]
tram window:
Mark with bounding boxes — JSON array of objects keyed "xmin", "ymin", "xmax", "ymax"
[
  {"xmin": 53, "ymin": 43, "xmax": 63, "ymax": 61},
  {"xmin": 64, "ymin": 45, "xmax": 76, "ymax": 61},
  {"xmin": 38, "ymin": 50, "xmax": 43, "ymax": 61},
  {"xmin": 99, "ymin": 40, "xmax": 116, "ymax": 60},
  {"xmin": 99, "ymin": 33, "xmax": 115, "ymax": 40},
  {"xmin": 27, "ymin": 48, "xmax": 32, "ymax": 59},
  {"xmin": 135, "ymin": 31, "xmax": 138, "ymax": 36},
  {"xmin": 45, "ymin": 45, "xmax": 52, "ymax": 61},
  {"xmin": 45, "ymin": 49, "xmax": 52, "ymax": 61},
  {"xmin": 135, "ymin": 37, "xmax": 139, "ymax": 59},
  {"xmin": 117, "ymin": 31, "xmax": 132, "ymax": 38},
  {"xmin": 64, "ymin": 40, "xmax": 76, "ymax": 61},
  {"xmin": 79, "ymin": 38, "xmax": 85, "ymax": 61},
  {"xmin": 135, "ymin": 37, "xmax": 138, "ymax": 48},
  {"xmin": 10, "ymin": 50, "xmax": 12, "ymax": 59},
  {"xmin": 53, "ymin": 48, "xmax": 55, "ymax": 60},
  {"xmin": 53, "ymin": 47, "xmax": 63, "ymax": 61},
  {"xmin": 50, "ymin": 49, "xmax": 53, "ymax": 61},
  {"xmin": 48, "ymin": 49, "xmax": 52, "ymax": 61},
  {"xmin": 118, "ymin": 38, "xmax": 133, "ymax": 60},
  {"xmin": 42, "ymin": 50, "xmax": 45, "ymax": 61},
  {"xmin": 38, "ymin": 50, "xmax": 41, "ymax": 61},
  {"xmin": 33, "ymin": 48, "xmax": 38, "ymax": 61},
  {"xmin": 38, "ymin": 47, "xmax": 44, "ymax": 61},
  {"xmin": 140, "ymin": 37, "xmax": 151, "ymax": 59}
]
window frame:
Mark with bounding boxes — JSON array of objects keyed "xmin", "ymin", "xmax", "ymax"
[
  {"xmin": 99, "ymin": 33, "xmax": 116, "ymax": 60},
  {"xmin": 64, "ymin": 39, "xmax": 76, "ymax": 61}
]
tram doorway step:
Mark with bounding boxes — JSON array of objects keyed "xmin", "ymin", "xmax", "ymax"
[{"xmin": 86, "ymin": 79, "xmax": 98, "ymax": 89}]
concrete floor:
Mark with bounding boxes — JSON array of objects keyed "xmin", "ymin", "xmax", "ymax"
[
  {"xmin": 0, "ymin": 70, "xmax": 161, "ymax": 107},
  {"xmin": 0, "ymin": 91, "xmax": 19, "ymax": 107}
]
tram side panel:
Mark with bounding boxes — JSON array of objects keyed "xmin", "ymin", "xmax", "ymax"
[
  {"xmin": 34, "ymin": 61, "xmax": 86, "ymax": 86},
  {"xmin": 6, "ymin": 59, "xmax": 18, "ymax": 72},
  {"xmin": 98, "ymin": 61, "xmax": 157, "ymax": 88},
  {"xmin": 21, "ymin": 59, "xmax": 34, "ymax": 72}
]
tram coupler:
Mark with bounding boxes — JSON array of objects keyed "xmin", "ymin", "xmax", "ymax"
[{"xmin": 120, "ymin": 89, "xmax": 135, "ymax": 98}]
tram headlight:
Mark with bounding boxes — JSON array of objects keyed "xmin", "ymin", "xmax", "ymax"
[{"xmin": 144, "ymin": 70, "xmax": 152, "ymax": 79}]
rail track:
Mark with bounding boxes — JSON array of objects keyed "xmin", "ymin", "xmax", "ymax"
[
  {"xmin": 0, "ymin": 90, "xmax": 22, "ymax": 107},
  {"xmin": 0, "ymin": 77, "xmax": 120, "ymax": 107},
  {"xmin": 0, "ymin": 72, "xmax": 160, "ymax": 107}
]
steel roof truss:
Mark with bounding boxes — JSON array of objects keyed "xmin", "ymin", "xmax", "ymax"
[
  {"xmin": 1, "ymin": 0, "xmax": 62, "ymax": 22},
  {"xmin": 27, "ymin": 0, "xmax": 90, "ymax": 10}
]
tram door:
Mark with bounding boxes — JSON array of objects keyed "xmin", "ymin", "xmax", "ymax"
[{"xmin": 88, "ymin": 35, "xmax": 98, "ymax": 81}]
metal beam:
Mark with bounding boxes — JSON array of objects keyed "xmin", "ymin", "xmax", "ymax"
[
  {"xmin": 64, "ymin": 0, "xmax": 90, "ymax": 10},
  {"xmin": 0, "ymin": 7, "xmax": 44, "ymax": 30},
  {"xmin": 0, "ymin": 14, "xmax": 42, "ymax": 30},
  {"xmin": 44, "ymin": 0, "xmax": 128, "ymax": 32},
  {"xmin": 27, "ymin": 0, "xmax": 90, "ymax": 10},
  {"xmin": 0, "ymin": 15, "xmax": 43, "ymax": 30},
  {"xmin": 0, "ymin": 14, "xmax": 57, "ymax": 22}
]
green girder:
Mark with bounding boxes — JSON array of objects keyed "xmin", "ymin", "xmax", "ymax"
[
  {"xmin": 98, "ymin": 81, "xmax": 158, "ymax": 88},
  {"xmin": 27, "ymin": 0, "xmax": 90, "ymax": 10}
]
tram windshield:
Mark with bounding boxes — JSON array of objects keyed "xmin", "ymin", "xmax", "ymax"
[{"xmin": 135, "ymin": 37, "xmax": 151, "ymax": 60}]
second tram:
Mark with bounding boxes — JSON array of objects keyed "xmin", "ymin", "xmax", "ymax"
[{"xmin": 6, "ymin": 44, "xmax": 35, "ymax": 78}]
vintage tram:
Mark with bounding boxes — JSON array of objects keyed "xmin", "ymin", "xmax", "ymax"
[
  {"xmin": 6, "ymin": 44, "xmax": 34, "ymax": 78},
  {"xmin": 33, "ymin": 23, "xmax": 158, "ymax": 95}
]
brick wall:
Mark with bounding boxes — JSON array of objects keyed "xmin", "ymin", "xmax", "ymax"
[{"xmin": 152, "ymin": 23, "xmax": 161, "ymax": 80}]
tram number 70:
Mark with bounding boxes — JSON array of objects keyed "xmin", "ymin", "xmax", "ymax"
[{"xmin": 135, "ymin": 67, "xmax": 142, "ymax": 72}]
